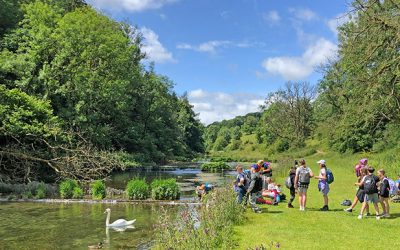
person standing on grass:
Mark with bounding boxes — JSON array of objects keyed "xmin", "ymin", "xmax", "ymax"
[
  {"xmin": 356, "ymin": 167, "xmax": 380, "ymax": 220},
  {"xmin": 344, "ymin": 158, "xmax": 370, "ymax": 213},
  {"xmin": 246, "ymin": 164, "xmax": 263, "ymax": 213},
  {"xmin": 258, "ymin": 160, "xmax": 272, "ymax": 189},
  {"xmin": 234, "ymin": 165, "xmax": 248, "ymax": 204},
  {"xmin": 315, "ymin": 160, "xmax": 330, "ymax": 211},
  {"xmin": 287, "ymin": 160, "xmax": 298, "ymax": 208},
  {"xmin": 377, "ymin": 169, "xmax": 390, "ymax": 218},
  {"xmin": 294, "ymin": 159, "xmax": 314, "ymax": 211},
  {"xmin": 345, "ymin": 167, "xmax": 370, "ymax": 214}
]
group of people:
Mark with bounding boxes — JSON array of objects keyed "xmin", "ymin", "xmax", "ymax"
[
  {"xmin": 233, "ymin": 158, "xmax": 399, "ymax": 218},
  {"xmin": 234, "ymin": 160, "xmax": 286, "ymax": 213},
  {"xmin": 344, "ymin": 158, "xmax": 400, "ymax": 219}
]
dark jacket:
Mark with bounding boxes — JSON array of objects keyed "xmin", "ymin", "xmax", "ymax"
[
  {"xmin": 380, "ymin": 178, "xmax": 390, "ymax": 198},
  {"xmin": 247, "ymin": 172, "xmax": 262, "ymax": 194}
]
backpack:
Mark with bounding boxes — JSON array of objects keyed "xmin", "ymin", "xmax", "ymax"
[
  {"xmin": 285, "ymin": 176, "xmax": 292, "ymax": 189},
  {"xmin": 252, "ymin": 175, "xmax": 263, "ymax": 193},
  {"xmin": 384, "ymin": 177, "xmax": 398, "ymax": 196},
  {"xmin": 299, "ymin": 167, "xmax": 311, "ymax": 185},
  {"xmin": 326, "ymin": 169, "xmax": 334, "ymax": 184},
  {"xmin": 364, "ymin": 175, "xmax": 377, "ymax": 195}
]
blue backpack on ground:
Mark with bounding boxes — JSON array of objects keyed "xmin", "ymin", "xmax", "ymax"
[{"xmin": 326, "ymin": 169, "xmax": 334, "ymax": 184}]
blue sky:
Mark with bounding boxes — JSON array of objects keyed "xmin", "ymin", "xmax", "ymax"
[{"xmin": 86, "ymin": 0, "xmax": 350, "ymax": 124}]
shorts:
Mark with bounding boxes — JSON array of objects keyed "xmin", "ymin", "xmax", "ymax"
[
  {"xmin": 356, "ymin": 189, "xmax": 365, "ymax": 203},
  {"xmin": 298, "ymin": 186, "xmax": 308, "ymax": 194},
  {"xmin": 364, "ymin": 193, "xmax": 379, "ymax": 203},
  {"xmin": 318, "ymin": 181, "xmax": 330, "ymax": 196}
]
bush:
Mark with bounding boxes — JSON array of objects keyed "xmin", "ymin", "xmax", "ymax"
[
  {"xmin": 90, "ymin": 180, "xmax": 106, "ymax": 200},
  {"xmin": 151, "ymin": 179, "xmax": 180, "ymax": 200},
  {"xmin": 155, "ymin": 186, "xmax": 244, "ymax": 249},
  {"xmin": 126, "ymin": 178, "xmax": 150, "ymax": 200},
  {"xmin": 35, "ymin": 182, "xmax": 46, "ymax": 199},
  {"xmin": 59, "ymin": 179, "xmax": 79, "ymax": 199},
  {"xmin": 201, "ymin": 162, "xmax": 230, "ymax": 172},
  {"xmin": 72, "ymin": 186, "xmax": 84, "ymax": 199}
]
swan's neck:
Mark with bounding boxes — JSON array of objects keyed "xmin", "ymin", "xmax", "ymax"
[{"xmin": 106, "ymin": 212, "xmax": 110, "ymax": 226}]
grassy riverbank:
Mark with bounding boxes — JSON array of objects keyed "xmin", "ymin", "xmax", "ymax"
[{"xmin": 233, "ymin": 150, "xmax": 400, "ymax": 249}]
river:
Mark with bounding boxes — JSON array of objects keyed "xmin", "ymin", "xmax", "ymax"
[{"xmin": 0, "ymin": 165, "xmax": 236, "ymax": 249}]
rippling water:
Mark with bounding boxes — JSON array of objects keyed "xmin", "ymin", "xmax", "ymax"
[{"xmin": 0, "ymin": 166, "xmax": 235, "ymax": 249}]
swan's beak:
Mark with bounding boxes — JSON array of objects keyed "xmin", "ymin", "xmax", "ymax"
[{"xmin": 104, "ymin": 210, "xmax": 107, "ymax": 214}]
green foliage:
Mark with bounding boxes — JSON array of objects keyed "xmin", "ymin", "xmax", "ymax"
[
  {"xmin": 72, "ymin": 186, "xmax": 84, "ymax": 199},
  {"xmin": 90, "ymin": 180, "xmax": 106, "ymax": 200},
  {"xmin": 126, "ymin": 178, "xmax": 150, "ymax": 200},
  {"xmin": 59, "ymin": 179, "xmax": 79, "ymax": 199},
  {"xmin": 201, "ymin": 162, "xmax": 230, "ymax": 172},
  {"xmin": 0, "ymin": 0, "xmax": 204, "ymax": 184},
  {"xmin": 35, "ymin": 182, "xmax": 46, "ymax": 199},
  {"xmin": 155, "ymin": 186, "xmax": 245, "ymax": 249},
  {"xmin": 150, "ymin": 179, "xmax": 180, "ymax": 200}
]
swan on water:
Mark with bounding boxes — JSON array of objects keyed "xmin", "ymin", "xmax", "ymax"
[{"xmin": 104, "ymin": 208, "xmax": 136, "ymax": 227}]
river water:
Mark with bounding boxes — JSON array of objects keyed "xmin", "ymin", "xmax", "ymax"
[{"xmin": 0, "ymin": 166, "xmax": 236, "ymax": 249}]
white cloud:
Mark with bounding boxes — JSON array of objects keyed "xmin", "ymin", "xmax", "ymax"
[
  {"xmin": 289, "ymin": 7, "xmax": 318, "ymax": 21},
  {"xmin": 188, "ymin": 89, "xmax": 207, "ymax": 98},
  {"xmin": 263, "ymin": 11, "xmax": 281, "ymax": 24},
  {"xmin": 262, "ymin": 38, "xmax": 337, "ymax": 80},
  {"xmin": 188, "ymin": 89, "xmax": 264, "ymax": 125},
  {"xmin": 177, "ymin": 40, "xmax": 263, "ymax": 54},
  {"xmin": 88, "ymin": 0, "xmax": 178, "ymax": 12},
  {"xmin": 327, "ymin": 13, "xmax": 351, "ymax": 35},
  {"xmin": 140, "ymin": 27, "xmax": 176, "ymax": 63}
]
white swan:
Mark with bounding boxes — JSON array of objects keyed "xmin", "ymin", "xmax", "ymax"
[{"xmin": 104, "ymin": 208, "xmax": 136, "ymax": 227}]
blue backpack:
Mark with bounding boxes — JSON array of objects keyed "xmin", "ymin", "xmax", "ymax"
[{"xmin": 326, "ymin": 169, "xmax": 334, "ymax": 184}]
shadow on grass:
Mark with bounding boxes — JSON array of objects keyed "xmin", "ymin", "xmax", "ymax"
[
  {"xmin": 305, "ymin": 208, "xmax": 344, "ymax": 212},
  {"xmin": 385, "ymin": 213, "xmax": 400, "ymax": 219},
  {"xmin": 266, "ymin": 210, "xmax": 283, "ymax": 214}
]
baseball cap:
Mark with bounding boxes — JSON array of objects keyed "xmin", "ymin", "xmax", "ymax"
[{"xmin": 317, "ymin": 159, "xmax": 326, "ymax": 165}]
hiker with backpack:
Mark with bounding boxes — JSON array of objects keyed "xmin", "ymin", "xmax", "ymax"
[
  {"xmin": 314, "ymin": 160, "xmax": 331, "ymax": 211},
  {"xmin": 344, "ymin": 167, "xmax": 370, "ymax": 214},
  {"xmin": 234, "ymin": 165, "xmax": 248, "ymax": 204},
  {"xmin": 356, "ymin": 167, "xmax": 381, "ymax": 220},
  {"xmin": 294, "ymin": 159, "xmax": 314, "ymax": 211},
  {"xmin": 286, "ymin": 160, "xmax": 298, "ymax": 208},
  {"xmin": 256, "ymin": 160, "xmax": 272, "ymax": 189},
  {"xmin": 377, "ymin": 169, "xmax": 391, "ymax": 218},
  {"xmin": 246, "ymin": 164, "xmax": 264, "ymax": 213}
]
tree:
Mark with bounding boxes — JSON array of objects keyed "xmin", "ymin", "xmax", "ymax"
[{"xmin": 259, "ymin": 82, "xmax": 315, "ymax": 148}]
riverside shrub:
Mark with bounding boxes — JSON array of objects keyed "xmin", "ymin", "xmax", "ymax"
[
  {"xmin": 90, "ymin": 180, "xmax": 106, "ymax": 200},
  {"xmin": 201, "ymin": 162, "xmax": 230, "ymax": 172},
  {"xmin": 151, "ymin": 179, "xmax": 180, "ymax": 200},
  {"xmin": 72, "ymin": 186, "xmax": 84, "ymax": 199},
  {"xmin": 59, "ymin": 179, "xmax": 79, "ymax": 199},
  {"xmin": 126, "ymin": 179, "xmax": 149, "ymax": 200},
  {"xmin": 155, "ymin": 186, "xmax": 244, "ymax": 249}
]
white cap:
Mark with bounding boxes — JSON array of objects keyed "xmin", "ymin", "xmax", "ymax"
[{"xmin": 317, "ymin": 159, "xmax": 326, "ymax": 165}]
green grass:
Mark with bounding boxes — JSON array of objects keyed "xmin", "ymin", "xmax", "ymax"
[{"xmin": 233, "ymin": 150, "xmax": 400, "ymax": 249}]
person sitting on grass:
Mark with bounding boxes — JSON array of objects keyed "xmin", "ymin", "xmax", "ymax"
[
  {"xmin": 314, "ymin": 160, "xmax": 330, "ymax": 211},
  {"xmin": 261, "ymin": 177, "xmax": 281, "ymax": 204},
  {"xmin": 294, "ymin": 159, "xmax": 314, "ymax": 211},
  {"xmin": 356, "ymin": 167, "xmax": 381, "ymax": 220},
  {"xmin": 377, "ymin": 169, "xmax": 390, "ymax": 218}
]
